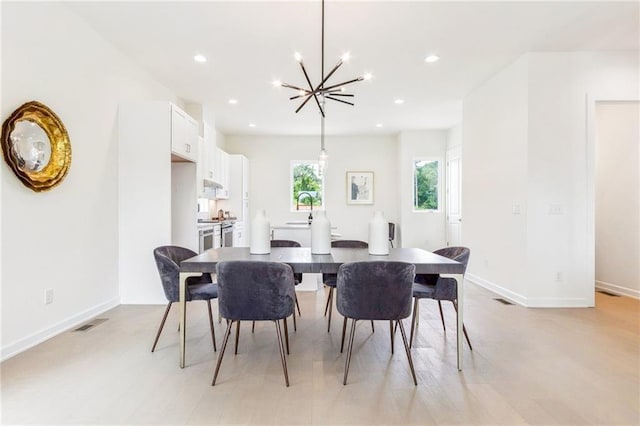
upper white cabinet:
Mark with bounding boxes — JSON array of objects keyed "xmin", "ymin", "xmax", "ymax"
[
  {"xmin": 215, "ymin": 148, "xmax": 230, "ymax": 199},
  {"xmin": 170, "ymin": 105, "xmax": 198, "ymax": 162},
  {"xmin": 203, "ymin": 123, "xmax": 216, "ymax": 182}
]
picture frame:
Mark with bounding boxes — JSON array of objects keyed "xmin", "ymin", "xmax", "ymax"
[{"xmin": 346, "ymin": 171, "xmax": 374, "ymax": 204}]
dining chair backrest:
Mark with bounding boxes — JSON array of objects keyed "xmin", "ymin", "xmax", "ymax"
[
  {"xmin": 270, "ymin": 240, "xmax": 302, "ymax": 248},
  {"xmin": 153, "ymin": 245, "xmax": 212, "ymax": 302},
  {"xmin": 433, "ymin": 247, "xmax": 470, "ymax": 273},
  {"xmin": 331, "ymin": 240, "xmax": 368, "ymax": 249},
  {"xmin": 216, "ymin": 261, "xmax": 295, "ymax": 321},
  {"xmin": 336, "ymin": 261, "xmax": 415, "ymax": 321}
]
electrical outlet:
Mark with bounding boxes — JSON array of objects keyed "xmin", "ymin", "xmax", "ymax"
[
  {"xmin": 512, "ymin": 204, "xmax": 521, "ymax": 215},
  {"xmin": 555, "ymin": 272, "xmax": 563, "ymax": 282},
  {"xmin": 45, "ymin": 289, "xmax": 54, "ymax": 305},
  {"xmin": 484, "ymin": 259, "xmax": 489, "ymax": 268}
]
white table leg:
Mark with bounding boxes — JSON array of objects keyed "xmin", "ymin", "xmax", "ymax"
[
  {"xmin": 179, "ymin": 272, "xmax": 200, "ymax": 368},
  {"xmin": 442, "ymin": 273, "xmax": 464, "ymax": 371}
]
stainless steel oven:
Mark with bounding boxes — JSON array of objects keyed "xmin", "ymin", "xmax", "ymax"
[
  {"xmin": 198, "ymin": 225, "xmax": 220, "ymax": 253},
  {"xmin": 221, "ymin": 223, "xmax": 233, "ymax": 247}
]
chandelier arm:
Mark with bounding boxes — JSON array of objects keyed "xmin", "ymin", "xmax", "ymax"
[
  {"xmin": 294, "ymin": 94, "xmax": 315, "ymax": 114},
  {"xmin": 299, "ymin": 61, "xmax": 325, "ymax": 116},
  {"xmin": 281, "ymin": 82, "xmax": 309, "ymax": 92},
  {"xmin": 326, "ymin": 92, "xmax": 355, "ymax": 97},
  {"xmin": 316, "ymin": 60, "xmax": 344, "ymax": 91},
  {"xmin": 326, "ymin": 96, "xmax": 355, "ymax": 106},
  {"xmin": 320, "ymin": 77, "xmax": 364, "ymax": 92}
]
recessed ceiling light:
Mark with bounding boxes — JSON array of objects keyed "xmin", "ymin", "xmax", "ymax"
[
  {"xmin": 228, "ymin": 99, "xmax": 238, "ymax": 105},
  {"xmin": 193, "ymin": 54, "xmax": 207, "ymax": 63},
  {"xmin": 375, "ymin": 123, "xmax": 383, "ymax": 128},
  {"xmin": 249, "ymin": 123, "xmax": 256, "ymax": 128},
  {"xmin": 394, "ymin": 99, "xmax": 405, "ymax": 105},
  {"xmin": 425, "ymin": 55, "xmax": 440, "ymax": 63}
]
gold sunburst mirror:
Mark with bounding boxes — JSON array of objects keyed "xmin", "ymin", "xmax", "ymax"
[{"xmin": 1, "ymin": 101, "xmax": 71, "ymax": 192}]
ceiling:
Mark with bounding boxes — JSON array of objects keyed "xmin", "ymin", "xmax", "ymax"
[{"xmin": 67, "ymin": 1, "xmax": 638, "ymax": 136}]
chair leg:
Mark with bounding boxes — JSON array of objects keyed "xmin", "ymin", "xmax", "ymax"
[
  {"xmin": 283, "ymin": 317, "xmax": 290, "ymax": 355},
  {"xmin": 389, "ymin": 320, "xmax": 395, "ymax": 354},
  {"xmin": 397, "ymin": 320, "xmax": 418, "ymax": 385},
  {"xmin": 452, "ymin": 301, "xmax": 473, "ymax": 350},
  {"xmin": 343, "ymin": 319, "xmax": 358, "ymax": 385},
  {"xmin": 207, "ymin": 300, "xmax": 217, "ymax": 352},
  {"xmin": 275, "ymin": 320, "xmax": 290, "ymax": 387},
  {"xmin": 252, "ymin": 321, "xmax": 255, "ymax": 333},
  {"xmin": 409, "ymin": 298, "xmax": 418, "ymax": 349},
  {"xmin": 340, "ymin": 316, "xmax": 348, "ymax": 353},
  {"xmin": 292, "ymin": 310, "xmax": 297, "ymax": 332},
  {"xmin": 234, "ymin": 320, "xmax": 241, "ymax": 355},
  {"xmin": 327, "ymin": 289, "xmax": 334, "ymax": 332},
  {"xmin": 371, "ymin": 321, "xmax": 375, "ymax": 333},
  {"xmin": 212, "ymin": 320, "xmax": 234, "ymax": 386},
  {"xmin": 151, "ymin": 302, "xmax": 172, "ymax": 352},
  {"xmin": 438, "ymin": 300, "xmax": 446, "ymax": 331},
  {"xmin": 295, "ymin": 293, "xmax": 301, "ymax": 316},
  {"xmin": 324, "ymin": 287, "xmax": 332, "ymax": 316}
]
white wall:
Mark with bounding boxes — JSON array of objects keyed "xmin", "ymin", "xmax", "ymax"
[
  {"xmin": 463, "ymin": 51, "xmax": 638, "ymax": 307},
  {"xmin": 462, "ymin": 56, "xmax": 530, "ymax": 302},
  {"xmin": 1, "ymin": 2, "xmax": 176, "ymax": 359},
  {"xmin": 398, "ymin": 131, "xmax": 448, "ymax": 250},
  {"xmin": 224, "ymin": 135, "xmax": 400, "ymax": 243},
  {"xmin": 595, "ymin": 101, "xmax": 640, "ymax": 298}
]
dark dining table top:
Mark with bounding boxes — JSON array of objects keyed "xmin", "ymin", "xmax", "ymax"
[{"xmin": 180, "ymin": 247, "xmax": 464, "ymax": 275}]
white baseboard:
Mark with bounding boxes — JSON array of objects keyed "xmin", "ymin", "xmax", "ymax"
[
  {"xmin": 466, "ymin": 273, "xmax": 592, "ymax": 307},
  {"xmin": 596, "ymin": 280, "xmax": 640, "ymax": 300},
  {"xmin": 1, "ymin": 297, "xmax": 120, "ymax": 362},
  {"xmin": 465, "ymin": 273, "xmax": 527, "ymax": 306}
]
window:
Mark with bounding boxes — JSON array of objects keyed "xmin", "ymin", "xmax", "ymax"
[
  {"xmin": 291, "ymin": 161, "xmax": 324, "ymax": 211},
  {"xmin": 413, "ymin": 158, "xmax": 441, "ymax": 211}
]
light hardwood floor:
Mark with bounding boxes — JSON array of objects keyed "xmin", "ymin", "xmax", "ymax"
[{"xmin": 1, "ymin": 284, "xmax": 639, "ymax": 425}]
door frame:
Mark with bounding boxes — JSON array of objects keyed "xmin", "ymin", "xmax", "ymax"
[{"xmin": 586, "ymin": 93, "xmax": 639, "ymax": 305}]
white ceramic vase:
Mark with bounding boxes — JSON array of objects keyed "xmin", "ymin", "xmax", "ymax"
[
  {"xmin": 250, "ymin": 209, "xmax": 271, "ymax": 254},
  {"xmin": 368, "ymin": 211, "xmax": 389, "ymax": 255},
  {"xmin": 311, "ymin": 210, "xmax": 331, "ymax": 254}
]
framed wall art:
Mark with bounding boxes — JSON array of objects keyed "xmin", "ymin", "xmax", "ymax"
[{"xmin": 346, "ymin": 171, "xmax": 373, "ymax": 204}]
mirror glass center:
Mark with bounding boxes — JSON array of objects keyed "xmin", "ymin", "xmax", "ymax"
[{"xmin": 10, "ymin": 120, "xmax": 52, "ymax": 172}]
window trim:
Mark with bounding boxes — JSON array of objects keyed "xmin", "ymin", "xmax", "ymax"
[
  {"xmin": 412, "ymin": 157, "xmax": 443, "ymax": 213},
  {"xmin": 290, "ymin": 160, "xmax": 325, "ymax": 212}
]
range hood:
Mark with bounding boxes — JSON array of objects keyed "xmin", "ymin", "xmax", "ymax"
[{"xmin": 203, "ymin": 178, "xmax": 222, "ymax": 189}]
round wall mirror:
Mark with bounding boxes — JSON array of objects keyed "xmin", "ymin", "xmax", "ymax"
[{"xmin": 1, "ymin": 101, "xmax": 71, "ymax": 192}]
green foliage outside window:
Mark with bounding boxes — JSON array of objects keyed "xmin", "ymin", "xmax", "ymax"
[
  {"xmin": 414, "ymin": 159, "xmax": 439, "ymax": 211},
  {"xmin": 292, "ymin": 162, "xmax": 323, "ymax": 209}
]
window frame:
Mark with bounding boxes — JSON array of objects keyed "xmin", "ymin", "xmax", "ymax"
[
  {"xmin": 290, "ymin": 160, "xmax": 325, "ymax": 212},
  {"xmin": 412, "ymin": 157, "xmax": 443, "ymax": 213}
]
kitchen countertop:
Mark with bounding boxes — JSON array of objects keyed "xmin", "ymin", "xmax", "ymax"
[{"xmin": 272, "ymin": 222, "xmax": 337, "ymax": 230}]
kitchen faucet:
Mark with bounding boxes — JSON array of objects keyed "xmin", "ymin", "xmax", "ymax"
[{"xmin": 296, "ymin": 192, "xmax": 314, "ymax": 224}]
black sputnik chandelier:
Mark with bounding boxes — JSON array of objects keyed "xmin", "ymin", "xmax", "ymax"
[{"xmin": 273, "ymin": 0, "xmax": 371, "ymax": 170}]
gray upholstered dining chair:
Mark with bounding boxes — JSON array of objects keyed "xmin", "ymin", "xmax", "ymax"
[
  {"xmin": 152, "ymin": 245, "xmax": 217, "ymax": 353},
  {"xmin": 270, "ymin": 239, "xmax": 303, "ymax": 320},
  {"xmin": 212, "ymin": 261, "xmax": 295, "ymax": 386},
  {"xmin": 409, "ymin": 246, "xmax": 472, "ymax": 350},
  {"xmin": 323, "ymin": 240, "xmax": 369, "ymax": 332},
  {"xmin": 241, "ymin": 239, "xmax": 301, "ymax": 350},
  {"xmin": 336, "ymin": 261, "xmax": 417, "ymax": 385}
]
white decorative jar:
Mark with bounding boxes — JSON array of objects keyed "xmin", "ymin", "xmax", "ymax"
[
  {"xmin": 368, "ymin": 211, "xmax": 389, "ymax": 255},
  {"xmin": 311, "ymin": 210, "xmax": 331, "ymax": 254},
  {"xmin": 250, "ymin": 209, "xmax": 271, "ymax": 254}
]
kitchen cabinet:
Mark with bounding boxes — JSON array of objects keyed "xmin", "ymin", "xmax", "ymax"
[
  {"xmin": 217, "ymin": 154, "xmax": 249, "ymax": 220},
  {"xmin": 215, "ymin": 148, "xmax": 230, "ymax": 199},
  {"xmin": 170, "ymin": 105, "xmax": 198, "ymax": 162},
  {"xmin": 232, "ymin": 221, "xmax": 247, "ymax": 247},
  {"xmin": 197, "ymin": 123, "xmax": 217, "ymax": 198}
]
